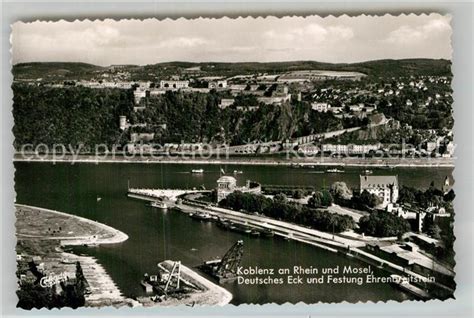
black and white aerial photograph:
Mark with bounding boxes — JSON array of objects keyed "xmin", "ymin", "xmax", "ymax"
[{"xmin": 11, "ymin": 13, "xmax": 456, "ymax": 309}]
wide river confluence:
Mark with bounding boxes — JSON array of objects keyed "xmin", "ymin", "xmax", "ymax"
[{"xmin": 14, "ymin": 162, "xmax": 453, "ymax": 304}]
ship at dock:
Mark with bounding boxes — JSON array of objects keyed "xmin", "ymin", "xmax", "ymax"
[
  {"xmin": 189, "ymin": 211, "xmax": 213, "ymax": 221},
  {"xmin": 150, "ymin": 200, "xmax": 168, "ymax": 209},
  {"xmin": 216, "ymin": 218, "xmax": 275, "ymax": 237}
]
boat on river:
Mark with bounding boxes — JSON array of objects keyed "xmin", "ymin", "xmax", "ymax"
[
  {"xmin": 191, "ymin": 169, "xmax": 204, "ymax": 174},
  {"xmin": 326, "ymin": 168, "xmax": 344, "ymax": 173},
  {"xmin": 216, "ymin": 218, "xmax": 233, "ymax": 230},
  {"xmin": 84, "ymin": 243, "xmax": 99, "ymax": 248},
  {"xmin": 151, "ymin": 201, "xmax": 168, "ymax": 209},
  {"xmin": 216, "ymin": 219, "xmax": 252, "ymax": 234},
  {"xmin": 216, "ymin": 218, "xmax": 274, "ymax": 237},
  {"xmin": 199, "ymin": 241, "xmax": 244, "ymax": 283},
  {"xmin": 189, "ymin": 211, "xmax": 212, "ymax": 221},
  {"xmin": 230, "ymin": 223, "xmax": 253, "ymax": 234},
  {"xmin": 250, "ymin": 227, "xmax": 275, "ymax": 237},
  {"xmin": 258, "ymin": 228, "xmax": 275, "ymax": 237}
]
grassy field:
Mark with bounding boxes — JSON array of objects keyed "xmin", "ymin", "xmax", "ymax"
[{"xmin": 16, "ymin": 205, "xmax": 112, "ymax": 241}]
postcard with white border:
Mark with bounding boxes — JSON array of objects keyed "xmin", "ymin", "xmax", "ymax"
[{"xmin": 12, "ymin": 14, "xmax": 455, "ymax": 309}]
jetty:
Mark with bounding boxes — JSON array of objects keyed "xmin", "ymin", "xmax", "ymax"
[{"xmin": 128, "ymin": 188, "xmax": 208, "ymax": 202}]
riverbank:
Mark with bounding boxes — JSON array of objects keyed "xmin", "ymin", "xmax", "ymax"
[
  {"xmin": 13, "ymin": 153, "xmax": 454, "ymax": 167},
  {"xmin": 128, "ymin": 189, "xmax": 454, "ymax": 300},
  {"xmin": 16, "ymin": 204, "xmax": 128, "ymax": 246},
  {"xmin": 15, "ymin": 204, "xmax": 136, "ymax": 308}
]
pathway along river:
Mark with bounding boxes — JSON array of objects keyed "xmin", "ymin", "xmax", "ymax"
[{"xmin": 14, "ymin": 162, "xmax": 453, "ymax": 304}]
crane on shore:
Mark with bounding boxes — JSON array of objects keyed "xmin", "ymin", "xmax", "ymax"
[{"xmin": 199, "ymin": 240, "xmax": 244, "ymax": 283}]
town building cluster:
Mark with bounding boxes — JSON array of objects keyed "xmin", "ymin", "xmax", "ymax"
[
  {"xmin": 18, "ymin": 64, "xmax": 454, "ymax": 159},
  {"xmin": 359, "ymin": 175, "xmax": 451, "ymax": 232}
]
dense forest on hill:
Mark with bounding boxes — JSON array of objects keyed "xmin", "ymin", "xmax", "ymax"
[
  {"xmin": 12, "ymin": 84, "xmax": 347, "ymax": 148},
  {"xmin": 13, "ymin": 62, "xmax": 104, "ymax": 81},
  {"xmin": 184, "ymin": 59, "xmax": 451, "ymax": 78},
  {"xmin": 12, "ymin": 84, "xmax": 132, "ymax": 149},
  {"xmin": 132, "ymin": 91, "xmax": 343, "ymax": 144}
]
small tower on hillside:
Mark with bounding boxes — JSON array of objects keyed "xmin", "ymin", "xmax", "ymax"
[
  {"xmin": 119, "ymin": 116, "xmax": 127, "ymax": 131},
  {"xmin": 442, "ymin": 176, "xmax": 451, "ymax": 194}
]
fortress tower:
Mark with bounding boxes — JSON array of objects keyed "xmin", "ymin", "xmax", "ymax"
[{"xmin": 119, "ymin": 116, "xmax": 127, "ymax": 131}]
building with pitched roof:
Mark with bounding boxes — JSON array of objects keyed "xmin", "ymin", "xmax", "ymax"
[{"xmin": 360, "ymin": 175, "xmax": 399, "ymax": 208}]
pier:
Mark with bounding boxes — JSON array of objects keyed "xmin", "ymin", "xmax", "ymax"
[{"xmin": 128, "ymin": 188, "xmax": 208, "ymax": 202}]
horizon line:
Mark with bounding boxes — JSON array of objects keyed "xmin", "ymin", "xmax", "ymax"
[{"xmin": 13, "ymin": 57, "xmax": 452, "ymax": 68}]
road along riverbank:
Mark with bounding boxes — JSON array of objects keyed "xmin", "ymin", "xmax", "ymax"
[{"xmin": 128, "ymin": 189, "xmax": 454, "ymax": 300}]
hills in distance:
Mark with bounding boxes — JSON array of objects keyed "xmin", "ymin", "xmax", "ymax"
[{"xmin": 12, "ymin": 59, "xmax": 452, "ymax": 81}]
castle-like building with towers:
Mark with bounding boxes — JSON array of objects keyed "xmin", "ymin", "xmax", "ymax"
[{"xmin": 359, "ymin": 175, "xmax": 399, "ymax": 209}]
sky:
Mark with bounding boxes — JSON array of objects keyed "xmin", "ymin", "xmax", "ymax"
[{"xmin": 11, "ymin": 14, "xmax": 452, "ymax": 66}]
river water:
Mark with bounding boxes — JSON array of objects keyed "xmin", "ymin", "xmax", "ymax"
[{"xmin": 14, "ymin": 162, "xmax": 453, "ymax": 304}]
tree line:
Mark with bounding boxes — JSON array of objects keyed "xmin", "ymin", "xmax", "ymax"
[
  {"xmin": 13, "ymin": 84, "xmax": 133, "ymax": 149},
  {"xmin": 219, "ymin": 191, "xmax": 355, "ymax": 233}
]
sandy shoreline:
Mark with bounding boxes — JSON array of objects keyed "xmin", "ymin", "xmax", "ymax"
[
  {"xmin": 61, "ymin": 252, "xmax": 138, "ymax": 307},
  {"xmin": 15, "ymin": 204, "xmax": 136, "ymax": 308},
  {"xmin": 16, "ymin": 204, "xmax": 232, "ymax": 307},
  {"xmin": 16, "ymin": 204, "xmax": 128, "ymax": 246}
]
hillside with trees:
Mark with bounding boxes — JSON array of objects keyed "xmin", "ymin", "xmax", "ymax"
[
  {"xmin": 13, "ymin": 62, "xmax": 104, "ymax": 81},
  {"xmin": 12, "ymin": 83, "xmax": 348, "ymax": 149},
  {"xmin": 13, "ymin": 59, "xmax": 451, "ymax": 82},
  {"xmin": 130, "ymin": 91, "xmax": 343, "ymax": 144},
  {"xmin": 12, "ymin": 84, "xmax": 133, "ymax": 149}
]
